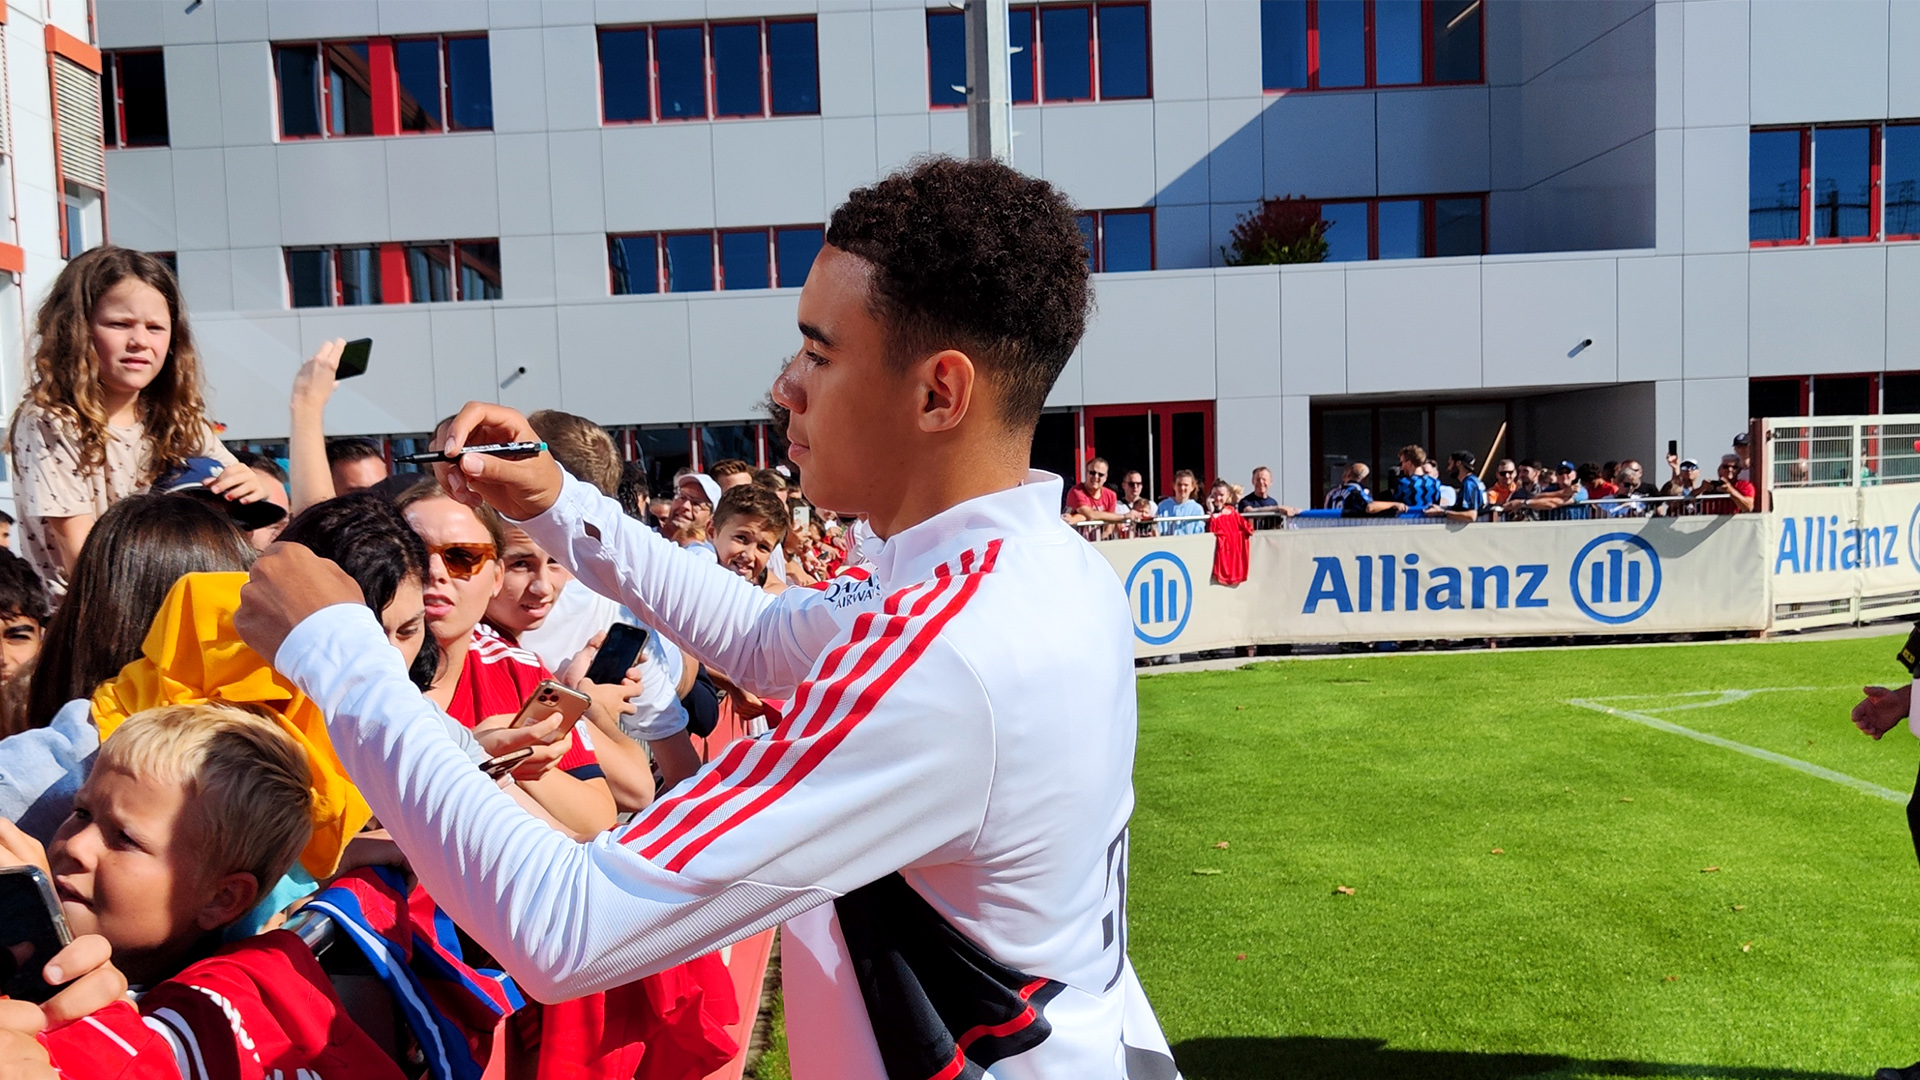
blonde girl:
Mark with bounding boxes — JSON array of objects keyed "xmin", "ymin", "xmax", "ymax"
[{"xmin": 7, "ymin": 247, "xmax": 272, "ymax": 592}]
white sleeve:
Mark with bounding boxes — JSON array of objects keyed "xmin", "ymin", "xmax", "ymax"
[
  {"xmin": 513, "ymin": 474, "xmax": 843, "ymax": 698},
  {"xmin": 280, "ymin": 595, "xmax": 994, "ymax": 1003}
]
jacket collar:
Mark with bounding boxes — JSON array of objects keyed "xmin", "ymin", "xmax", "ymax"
[{"xmin": 862, "ymin": 471, "xmax": 1066, "ymax": 590}]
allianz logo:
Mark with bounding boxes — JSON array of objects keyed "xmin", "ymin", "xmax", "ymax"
[
  {"xmin": 1300, "ymin": 533, "xmax": 1662, "ymax": 626},
  {"xmin": 1771, "ymin": 514, "xmax": 1899, "ymax": 574},
  {"xmin": 1302, "ymin": 554, "xmax": 1550, "ymax": 614}
]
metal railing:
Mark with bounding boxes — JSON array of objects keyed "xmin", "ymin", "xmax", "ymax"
[
  {"xmin": 1765, "ymin": 415, "xmax": 1920, "ymax": 489},
  {"xmin": 1069, "ymin": 494, "xmax": 1739, "ymax": 539}
]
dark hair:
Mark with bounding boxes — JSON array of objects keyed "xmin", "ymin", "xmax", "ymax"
[
  {"xmin": 617, "ymin": 460, "xmax": 650, "ymax": 520},
  {"xmin": 826, "ymin": 156, "xmax": 1091, "ymax": 428},
  {"xmin": 1576, "ymin": 462, "xmax": 1601, "ymax": 483},
  {"xmin": 708, "ymin": 458, "xmax": 753, "ymax": 480},
  {"xmin": 27, "ymin": 495, "xmax": 254, "ymax": 727},
  {"xmin": 0, "ymin": 549, "xmax": 49, "ymax": 624},
  {"xmin": 1522, "ymin": 459, "xmax": 1544, "ymax": 471},
  {"xmin": 527, "ymin": 410, "xmax": 621, "ymax": 497},
  {"xmin": 233, "ymin": 450, "xmax": 288, "ymax": 484},
  {"xmin": 325, "ymin": 437, "xmax": 384, "ymax": 466},
  {"xmin": 713, "ymin": 484, "xmax": 790, "ymax": 537},
  {"xmin": 750, "ymin": 468, "xmax": 788, "ymax": 492},
  {"xmin": 10, "ymin": 246, "xmax": 211, "ymax": 485},
  {"xmin": 0, "ymin": 509, "xmax": 15, "ymax": 525},
  {"xmin": 280, "ymin": 492, "xmax": 438, "ymax": 691}
]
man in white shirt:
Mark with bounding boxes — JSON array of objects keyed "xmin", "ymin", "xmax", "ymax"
[{"xmin": 237, "ymin": 157, "xmax": 1178, "ymax": 1080}]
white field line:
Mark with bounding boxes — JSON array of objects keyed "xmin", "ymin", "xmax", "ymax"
[{"xmin": 1565, "ymin": 689, "xmax": 1907, "ymax": 804}]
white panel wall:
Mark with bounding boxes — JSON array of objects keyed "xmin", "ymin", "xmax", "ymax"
[
  {"xmin": 1078, "ymin": 274, "xmax": 1217, "ymax": 405},
  {"xmin": 1747, "ymin": 247, "xmax": 1888, "ymax": 376},
  {"xmin": 1748, "ymin": 0, "xmax": 1890, "ymax": 125},
  {"xmin": 1345, "ymin": 262, "xmax": 1481, "ymax": 392},
  {"xmin": 1481, "ymin": 258, "xmax": 1618, "ymax": 388}
]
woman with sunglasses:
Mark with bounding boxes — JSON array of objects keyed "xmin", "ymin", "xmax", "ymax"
[{"xmin": 393, "ymin": 479, "xmax": 616, "ymax": 840}]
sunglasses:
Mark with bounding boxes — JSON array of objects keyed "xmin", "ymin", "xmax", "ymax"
[
  {"xmin": 429, "ymin": 542, "xmax": 497, "ymax": 580},
  {"xmin": 1497, "ymin": 469, "xmax": 1516, "ymax": 476}
]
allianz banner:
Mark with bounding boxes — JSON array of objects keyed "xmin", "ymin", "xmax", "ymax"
[
  {"xmin": 1770, "ymin": 485, "xmax": 1920, "ymax": 625},
  {"xmin": 1098, "ymin": 517, "xmax": 1771, "ymax": 657}
]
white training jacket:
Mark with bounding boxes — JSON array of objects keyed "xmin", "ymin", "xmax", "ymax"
[{"xmin": 276, "ymin": 471, "xmax": 1179, "ymax": 1080}]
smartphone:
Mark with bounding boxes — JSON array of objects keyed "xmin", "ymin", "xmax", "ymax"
[
  {"xmin": 0, "ymin": 866, "xmax": 72, "ymax": 1003},
  {"xmin": 792, "ymin": 505, "xmax": 811, "ymax": 528},
  {"xmin": 395, "ymin": 442, "xmax": 547, "ymax": 465},
  {"xmin": 336, "ymin": 338, "xmax": 372, "ymax": 380},
  {"xmin": 480, "ymin": 747, "xmax": 535, "ymax": 781},
  {"xmin": 584, "ymin": 624, "xmax": 651, "ymax": 686},
  {"xmin": 511, "ymin": 679, "xmax": 592, "ymax": 730},
  {"xmin": 1668, "ymin": 439, "xmax": 1679, "ymax": 458}
]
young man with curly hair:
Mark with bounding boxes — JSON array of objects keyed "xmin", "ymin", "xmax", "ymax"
[{"xmin": 237, "ymin": 157, "xmax": 1177, "ymax": 1080}]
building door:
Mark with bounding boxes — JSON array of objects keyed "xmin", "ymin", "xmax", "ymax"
[{"xmin": 1082, "ymin": 401, "xmax": 1215, "ymax": 502}]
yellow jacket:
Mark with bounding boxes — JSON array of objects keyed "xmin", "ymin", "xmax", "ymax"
[{"xmin": 90, "ymin": 571, "xmax": 370, "ymax": 878}]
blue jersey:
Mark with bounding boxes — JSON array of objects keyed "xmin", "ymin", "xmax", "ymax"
[
  {"xmin": 1455, "ymin": 474, "xmax": 1487, "ymax": 513},
  {"xmin": 1395, "ymin": 473, "xmax": 1443, "ymax": 511}
]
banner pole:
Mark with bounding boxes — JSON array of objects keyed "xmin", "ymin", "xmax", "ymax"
[{"xmin": 1478, "ymin": 422, "xmax": 1508, "ymax": 481}]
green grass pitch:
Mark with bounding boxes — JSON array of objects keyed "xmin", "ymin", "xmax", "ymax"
[
  {"xmin": 1135, "ymin": 634, "xmax": 1920, "ymax": 1080},
  {"xmin": 753, "ymin": 632, "xmax": 1920, "ymax": 1080}
]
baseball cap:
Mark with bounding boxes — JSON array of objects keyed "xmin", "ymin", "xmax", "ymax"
[
  {"xmin": 1558, "ymin": 460, "xmax": 1577, "ymax": 473},
  {"xmin": 676, "ymin": 472, "xmax": 721, "ymax": 506},
  {"xmin": 1732, "ymin": 432, "xmax": 1750, "ymax": 446},
  {"xmin": 1679, "ymin": 458, "xmax": 1700, "ymax": 470},
  {"xmin": 153, "ymin": 457, "xmax": 288, "ymax": 531}
]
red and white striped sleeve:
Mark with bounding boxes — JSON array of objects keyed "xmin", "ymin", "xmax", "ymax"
[
  {"xmin": 513, "ymin": 473, "xmax": 847, "ymax": 699},
  {"xmin": 279, "ymin": 546, "xmax": 1000, "ymax": 1005}
]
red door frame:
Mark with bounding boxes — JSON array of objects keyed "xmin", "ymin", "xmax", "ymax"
[{"xmin": 1080, "ymin": 400, "xmax": 1216, "ymax": 501}]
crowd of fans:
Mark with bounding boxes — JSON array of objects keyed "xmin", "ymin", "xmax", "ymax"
[
  {"xmin": 0, "ymin": 245, "xmax": 871, "ymax": 1079},
  {"xmin": 1064, "ymin": 435, "xmax": 1758, "ymax": 543}
]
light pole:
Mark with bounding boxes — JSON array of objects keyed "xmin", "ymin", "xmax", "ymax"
[{"xmin": 964, "ymin": 0, "xmax": 1011, "ymax": 162}]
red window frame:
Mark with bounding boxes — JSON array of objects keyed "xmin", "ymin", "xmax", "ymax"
[
  {"xmin": 1813, "ymin": 124, "xmax": 1882, "ymax": 247},
  {"xmin": 102, "ymin": 49, "xmax": 166, "ymax": 148},
  {"xmin": 1266, "ymin": 0, "xmax": 1484, "ymax": 94},
  {"xmin": 966, "ymin": 2, "xmax": 1150, "ymax": 109},
  {"xmin": 1079, "ymin": 400, "xmax": 1216, "ymax": 502},
  {"xmin": 1749, "ymin": 125, "xmax": 1811, "ymax": 248},
  {"xmin": 273, "ymin": 34, "xmax": 488, "ymax": 140},
  {"xmin": 607, "ymin": 225, "xmax": 823, "ymax": 294},
  {"xmin": 283, "ymin": 239, "xmax": 500, "ymax": 307},
  {"xmin": 1887, "ymin": 122, "xmax": 1920, "ymax": 242},
  {"xmin": 1078, "ymin": 208, "xmax": 1158, "ymax": 272},
  {"xmin": 1321, "ymin": 193, "xmax": 1487, "ymax": 260},
  {"xmin": 598, "ymin": 17, "xmax": 822, "ymax": 125}
]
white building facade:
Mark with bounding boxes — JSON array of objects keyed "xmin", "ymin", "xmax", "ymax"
[
  {"xmin": 87, "ymin": 0, "xmax": 1920, "ymax": 507},
  {"xmin": 0, "ymin": 0, "xmax": 115, "ymax": 493}
]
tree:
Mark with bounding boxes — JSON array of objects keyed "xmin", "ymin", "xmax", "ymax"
[{"xmin": 1222, "ymin": 196, "xmax": 1329, "ymax": 266}]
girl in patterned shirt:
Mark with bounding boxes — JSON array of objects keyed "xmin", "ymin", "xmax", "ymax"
[{"xmin": 5, "ymin": 247, "xmax": 274, "ymax": 594}]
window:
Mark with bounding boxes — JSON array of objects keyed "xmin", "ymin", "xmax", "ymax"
[
  {"xmin": 1314, "ymin": 194, "xmax": 1485, "ymax": 261},
  {"xmin": 1260, "ymin": 0, "xmax": 1483, "ymax": 92},
  {"xmin": 929, "ymin": 4, "xmax": 1149, "ymax": 108},
  {"xmin": 1889, "ymin": 124, "xmax": 1920, "ymax": 240},
  {"xmin": 102, "ymin": 51, "xmax": 168, "ymax": 147},
  {"xmin": 1814, "ymin": 126, "xmax": 1876, "ymax": 241},
  {"xmin": 287, "ymin": 239, "xmax": 500, "ymax": 307},
  {"xmin": 61, "ymin": 184, "xmax": 102, "ymax": 260},
  {"xmin": 1073, "ymin": 209, "xmax": 1156, "ymax": 271},
  {"xmin": 275, "ymin": 35, "xmax": 492, "ymax": 139},
  {"xmin": 1748, "ymin": 123, "xmax": 1920, "ymax": 247},
  {"xmin": 607, "ymin": 226, "xmax": 824, "ymax": 294},
  {"xmin": 598, "ymin": 19, "xmax": 820, "ymax": 123},
  {"xmin": 49, "ymin": 40, "xmax": 106, "ymax": 260}
]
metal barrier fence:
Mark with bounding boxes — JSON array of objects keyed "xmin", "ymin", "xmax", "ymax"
[
  {"xmin": 1071, "ymin": 494, "xmax": 1738, "ymax": 540},
  {"xmin": 1765, "ymin": 415, "xmax": 1920, "ymax": 489}
]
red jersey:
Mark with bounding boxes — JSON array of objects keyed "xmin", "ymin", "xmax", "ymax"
[
  {"xmin": 453, "ymin": 627, "xmax": 602, "ymax": 779},
  {"xmin": 39, "ymin": 931, "xmax": 404, "ymax": 1080},
  {"xmin": 1208, "ymin": 508, "xmax": 1254, "ymax": 585},
  {"xmin": 1065, "ymin": 485, "xmax": 1117, "ymax": 515}
]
